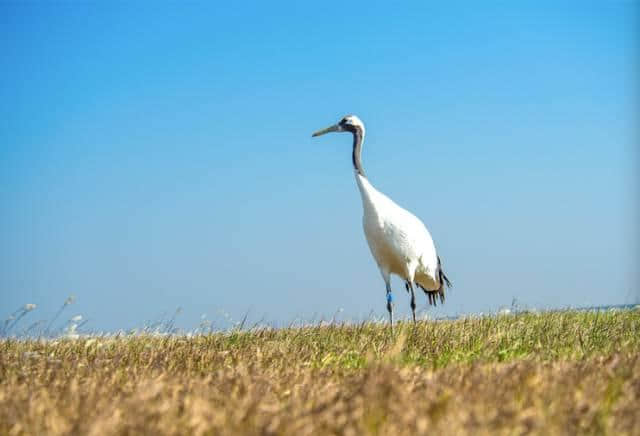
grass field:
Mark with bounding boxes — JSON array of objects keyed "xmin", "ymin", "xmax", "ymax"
[{"xmin": 1, "ymin": 309, "xmax": 639, "ymax": 435}]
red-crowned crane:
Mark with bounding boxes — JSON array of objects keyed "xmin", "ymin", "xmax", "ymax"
[{"xmin": 313, "ymin": 115, "xmax": 451, "ymax": 331}]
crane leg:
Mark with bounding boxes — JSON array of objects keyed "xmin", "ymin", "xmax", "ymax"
[
  {"xmin": 408, "ymin": 282, "xmax": 417, "ymax": 323},
  {"xmin": 385, "ymin": 281, "xmax": 394, "ymax": 333}
]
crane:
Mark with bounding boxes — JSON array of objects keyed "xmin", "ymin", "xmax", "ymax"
[{"xmin": 312, "ymin": 115, "xmax": 451, "ymax": 330}]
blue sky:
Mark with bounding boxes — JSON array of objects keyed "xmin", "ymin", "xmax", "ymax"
[{"xmin": 1, "ymin": 1, "xmax": 637, "ymax": 332}]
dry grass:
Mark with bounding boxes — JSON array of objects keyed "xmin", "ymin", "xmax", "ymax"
[{"xmin": 1, "ymin": 310, "xmax": 639, "ymax": 435}]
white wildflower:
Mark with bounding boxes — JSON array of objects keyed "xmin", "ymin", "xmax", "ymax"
[{"xmin": 24, "ymin": 304, "xmax": 36, "ymax": 311}]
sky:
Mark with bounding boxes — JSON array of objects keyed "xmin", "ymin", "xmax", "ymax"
[{"xmin": 1, "ymin": 1, "xmax": 638, "ymax": 332}]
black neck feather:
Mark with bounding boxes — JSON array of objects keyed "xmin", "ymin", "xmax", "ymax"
[{"xmin": 350, "ymin": 127, "xmax": 365, "ymax": 177}]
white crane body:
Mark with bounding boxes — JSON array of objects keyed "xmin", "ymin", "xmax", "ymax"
[
  {"xmin": 356, "ymin": 174, "xmax": 439, "ymax": 291},
  {"xmin": 313, "ymin": 115, "xmax": 451, "ymax": 329}
]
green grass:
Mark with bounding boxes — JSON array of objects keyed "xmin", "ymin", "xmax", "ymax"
[{"xmin": 1, "ymin": 309, "xmax": 639, "ymax": 435}]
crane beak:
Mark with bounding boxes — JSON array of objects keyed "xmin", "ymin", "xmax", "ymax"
[{"xmin": 312, "ymin": 124, "xmax": 340, "ymax": 137}]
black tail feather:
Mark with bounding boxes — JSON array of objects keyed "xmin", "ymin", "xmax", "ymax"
[
  {"xmin": 417, "ymin": 283, "xmax": 445, "ymax": 307},
  {"xmin": 415, "ymin": 256, "xmax": 451, "ymax": 307},
  {"xmin": 437, "ymin": 256, "xmax": 452, "ymax": 289}
]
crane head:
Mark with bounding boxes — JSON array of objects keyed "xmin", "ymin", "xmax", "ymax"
[{"xmin": 312, "ymin": 115, "xmax": 365, "ymax": 137}]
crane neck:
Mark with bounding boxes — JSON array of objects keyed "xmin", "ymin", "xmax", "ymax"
[{"xmin": 351, "ymin": 128, "xmax": 366, "ymax": 177}]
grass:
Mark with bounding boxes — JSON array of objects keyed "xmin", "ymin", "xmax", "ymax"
[{"xmin": 1, "ymin": 309, "xmax": 639, "ymax": 435}]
